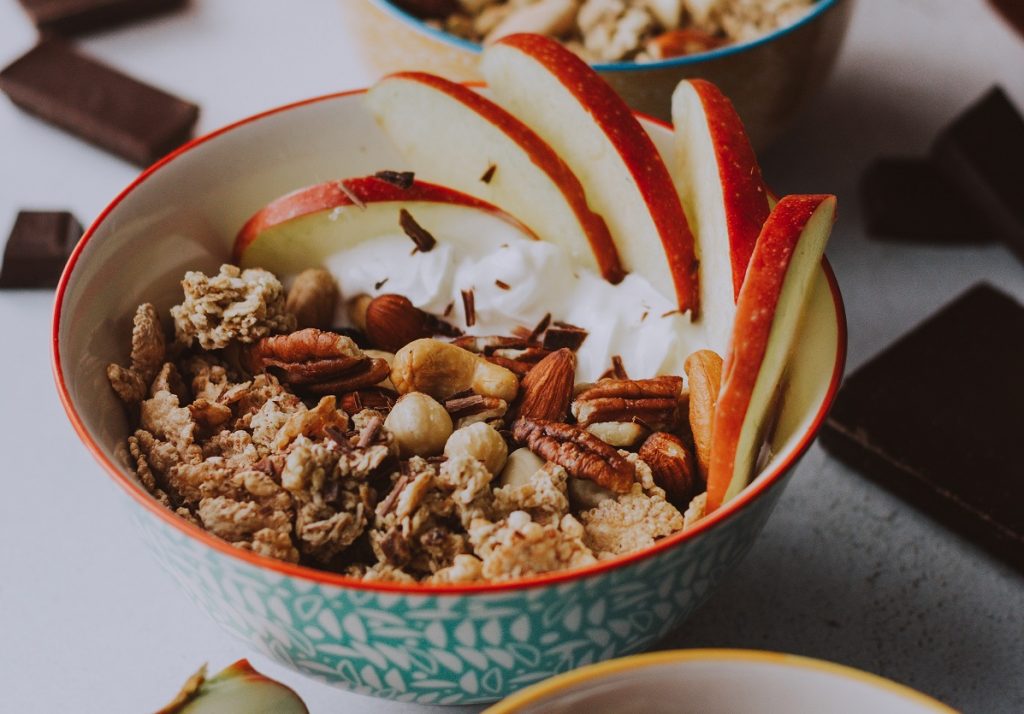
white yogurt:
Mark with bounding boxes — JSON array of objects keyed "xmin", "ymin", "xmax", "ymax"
[{"xmin": 325, "ymin": 223, "xmax": 704, "ymax": 383}]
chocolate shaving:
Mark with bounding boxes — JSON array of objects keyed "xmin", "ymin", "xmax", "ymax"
[
  {"xmin": 641, "ymin": 311, "xmax": 649, "ymax": 322},
  {"xmin": 374, "ymin": 170, "xmax": 415, "ymax": 189},
  {"xmin": 461, "ymin": 289, "xmax": 476, "ymax": 327},
  {"xmin": 324, "ymin": 424, "xmax": 353, "ymax": 451},
  {"xmin": 443, "ymin": 301, "xmax": 454, "ymax": 317},
  {"xmin": 399, "ymin": 209, "xmax": 436, "ymax": 252},
  {"xmin": 542, "ymin": 322, "xmax": 588, "ymax": 351},
  {"xmin": 377, "ymin": 474, "xmax": 409, "ymax": 517},
  {"xmin": 495, "ymin": 279, "xmax": 511, "ymax": 291},
  {"xmin": 480, "ymin": 164, "xmax": 497, "ymax": 183},
  {"xmin": 337, "ymin": 180, "xmax": 366, "ymax": 210},
  {"xmin": 611, "ymin": 355, "xmax": 628, "ymax": 379},
  {"xmin": 357, "ymin": 414, "xmax": 384, "ymax": 448},
  {"xmin": 527, "ymin": 312, "xmax": 552, "ymax": 344},
  {"xmin": 374, "ymin": 277, "xmax": 389, "ymax": 291},
  {"xmin": 661, "ymin": 309, "xmax": 681, "ymax": 318}
]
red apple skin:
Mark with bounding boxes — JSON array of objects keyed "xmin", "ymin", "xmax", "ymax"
[
  {"xmin": 380, "ymin": 71, "xmax": 625, "ymax": 284},
  {"xmin": 233, "ymin": 176, "xmax": 528, "ymax": 260},
  {"xmin": 685, "ymin": 79, "xmax": 771, "ymax": 300},
  {"xmin": 495, "ymin": 33, "xmax": 700, "ymax": 316},
  {"xmin": 706, "ymin": 194, "xmax": 836, "ymax": 511}
]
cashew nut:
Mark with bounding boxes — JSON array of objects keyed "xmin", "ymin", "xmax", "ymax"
[
  {"xmin": 499, "ymin": 447, "xmax": 545, "ymax": 489},
  {"xmin": 391, "ymin": 338, "xmax": 519, "ymax": 401},
  {"xmin": 586, "ymin": 421, "xmax": 648, "ymax": 448},
  {"xmin": 364, "ymin": 349, "xmax": 396, "ymax": 390},
  {"xmin": 383, "ymin": 392, "xmax": 452, "ymax": 457},
  {"xmin": 445, "ymin": 422, "xmax": 508, "ymax": 475}
]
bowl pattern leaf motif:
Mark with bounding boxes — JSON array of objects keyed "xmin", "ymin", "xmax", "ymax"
[{"xmin": 133, "ymin": 480, "xmax": 786, "ymax": 704}]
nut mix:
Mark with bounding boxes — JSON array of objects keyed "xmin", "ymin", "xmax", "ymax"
[
  {"xmin": 416, "ymin": 0, "xmax": 817, "ymax": 63},
  {"xmin": 108, "ymin": 262, "xmax": 718, "ymax": 583}
]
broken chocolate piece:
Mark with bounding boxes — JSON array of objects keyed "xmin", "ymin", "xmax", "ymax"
[
  {"xmin": 860, "ymin": 158, "xmax": 995, "ymax": 243},
  {"xmin": 398, "ymin": 208, "xmax": 436, "ymax": 252},
  {"xmin": 0, "ymin": 40, "xmax": 199, "ymax": 167},
  {"xmin": 480, "ymin": 164, "xmax": 497, "ymax": 184},
  {"xmin": 820, "ymin": 284, "xmax": 1024, "ymax": 572},
  {"xmin": 461, "ymin": 288, "xmax": 476, "ymax": 327},
  {"xmin": 542, "ymin": 322, "xmax": 588, "ymax": 351},
  {"xmin": 374, "ymin": 170, "xmax": 415, "ymax": 189},
  {"xmin": 0, "ymin": 210, "xmax": 81, "ymax": 288},
  {"xmin": 931, "ymin": 87, "xmax": 1024, "ymax": 262},
  {"xmin": 18, "ymin": 0, "xmax": 186, "ymax": 36}
]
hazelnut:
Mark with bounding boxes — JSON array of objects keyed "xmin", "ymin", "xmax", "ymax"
[
  {"xmin": 384, "ymin": 392, "xmax": 452, "ymax": 457},
  {"xmin": 348, "ymin": 294, "xmax": 373, "ymax": 332},
  {"xmin": 285, "ymin": 268, "xmax": 338, "ymax": 329},
  {"xmin": 444, "ymin": 422, "xmax": 508, "ymax": 475}
]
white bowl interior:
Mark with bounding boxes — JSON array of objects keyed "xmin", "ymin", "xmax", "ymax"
[
  {"xmin": 508, "ymin": 654, "xmax": 948, "ymax": 714},
  {"xmin": 57, "ymin": 90, "xmax": 839, "ymax": 535}
]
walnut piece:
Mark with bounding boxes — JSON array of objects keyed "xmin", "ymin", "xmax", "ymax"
[
  {"xmin": 171, "ymin": 264, "xmax": 296, "ymax": 350},
  {"xmin": 245, "ymin": 328, "xmax": 390, "ymax": 394}
]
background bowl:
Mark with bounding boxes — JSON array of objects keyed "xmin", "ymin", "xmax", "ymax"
[
  {"xmin": 343, "ymin": 0, "xmax": 855, "ymax": 148},
  {"xmin": 485, "ymin": 649, "xmax": 956, "ymax": 713},
  {"xmin": 53, "ymin": 89, "xmax": 845, "ymax": 704}
]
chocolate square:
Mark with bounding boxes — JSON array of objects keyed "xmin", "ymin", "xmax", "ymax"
[
  {"xmin": 820, "ymin": 284, "xmax": 1024, "ymax": 572},
  {"xmin": 18, "ymin": 0, "xmax": 187, "ymax": 36},
  {"xmin": 860, "ymin": 158, "xmax": 995, "ymax": 243},
  {"xmin": 931, "ymin": 87, "xmax": 1024, "ymax": 262},
  {"xmin": 0, "ymin": 40, "xmax": 199, "ymax": 167},
  {"xmin": 0, "ymin": 211, "xmax": 82, "ymax": 289}
]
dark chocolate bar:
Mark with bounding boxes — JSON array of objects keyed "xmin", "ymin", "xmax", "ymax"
[
  {"xmin": 821, "ymin": 284, "xmax": 1024, "ymax": 572},
  {"xmin": 860, "ymin": 158, "xmax": 995, "ymax": 243},
  {"xmin": 0, "ymin": 40, "xmax": 199, "ymax": 167},
  {"xmin": 931, "ymin": 87, "xmax": 1024, "ymax": 262},
  {"xmin": 18, "ymin": 0, "xmax": 186, "ymax": 36},
  {"xmin": 0, "ymin": 211, "xmax": 82, "ymax": 289}
]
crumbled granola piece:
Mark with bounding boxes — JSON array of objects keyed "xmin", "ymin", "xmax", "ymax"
[
  {"xmin": 202, "ymin": 429, "xmax": 260, "ymax": 469},
  {"xmin": 578, "ymin": 455, "xmax": 684, "ymax": 557},
  {"xmin": 107, "ymin": 303, "xmax": 166, "ymax": 404},
  {"xmin": 197, "ymin": 493, "xmax": 298, "ymax": 563},
  {"xmin": 127, "ymin": 433, "xmax": 171, "ymax": 505},
  {"xmin": 245, "ymin": 528, "xmax": 301, "ymax": 563},
  {"xmin": 429, "ymin": 554, "xmax": 484, "ymax": 584},
  {"xmin": 493, "ymin": 461, "xmax": 570, "ymax": 525},
  {"xmin": 683, "ymin": 491, "xmax": 707, "ymax": 529},
  {"xmin": 469, "ymin": 511, "xmax": 596, "ymax": 580},
  {"xmin": 150, "ymin": 362, "xmax": 188, "ymax": 401},
  {"xmin": 249, "ymin": 394, "xmax": 306, "ymax": 449},
  {"xmin": 171, "ymin": 264, "xmax": 296, "ymax": 350},
  {"xmin": 578, "ymin": 0, "xmax": 656, "ymax": 61},
  {"xmin": 361, "ymin": 562, "xmax": 418, "ymax": 583},
  {"xmin": 271, "ymin": 395, "xmax": 348, "ymax": 451},
  {"xmin": 437, "ymin": 454, "xmax": 495, "ymax": 527}
]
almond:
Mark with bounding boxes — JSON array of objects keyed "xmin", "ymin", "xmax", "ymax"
[
  {"xmin": 514, "ymin": 348, "xmax": 576, "ymax": 422},
  {"xmin": 684, "ymin": 349, "xmax": 723, "ymax": 482},
  {"xmin": 364, "ymin": 294, "xmax": 461, "ymax": 353},
  {"xmin": 639, "ymin": 431, "xmax": 697, "ymax": 506}
]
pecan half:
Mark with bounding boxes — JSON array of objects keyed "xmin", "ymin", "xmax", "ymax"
[
  {"xmin": 514, "ymin": 348, "xmax": 575, "ymax": 422},
  {"xmin": 245, "ymin": 328, "xmax": 389, "ymax": 394},
  {"xmin": 639, "ymin": 432, "xmax": 697, "ymax": 506},
  {"xmin": 684, "ymin": 350, "xmax": 722, "ymax": 482},
  {"xmin": 571, "ymin": 376, "xmax": 683, "ymax": 431},
  {"xmin": 512, "ymin": 417, "xmax": 634, "ymax": 493}
]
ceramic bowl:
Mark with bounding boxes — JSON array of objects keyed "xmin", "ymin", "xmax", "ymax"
[
  {"xmin": 52, "ymin": 88, "xmax": 846, "ymax": 705},
  {"xmin": 485, "ymin": 650, "xmax": 956, "ymax": 713},
  {"xmin": 342, "ymin": 0, "xmax": 854, "ymax": 148}
]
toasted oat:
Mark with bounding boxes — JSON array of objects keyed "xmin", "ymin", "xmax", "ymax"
[{"xmin": 171, "ymin": 264, "xmax": 295, "ymax": 350}]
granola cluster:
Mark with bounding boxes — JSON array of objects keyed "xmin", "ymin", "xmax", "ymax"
[
  {"xmin": 108, "ymin": 263, "xmax": 711, "ymax": 583},
  {"xmin": 427, "ymin": 0, "xmax": 816, "ymax": 62}
]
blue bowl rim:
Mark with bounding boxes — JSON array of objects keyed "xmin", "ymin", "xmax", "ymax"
[{"xmin": 368, "ymin": 0, "xmax": 842, "ymax": 72}]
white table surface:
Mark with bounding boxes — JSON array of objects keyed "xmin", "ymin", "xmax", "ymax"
[{"xmin": 1, "ymin": 1, "xmax": 1022, "ymax": 711}]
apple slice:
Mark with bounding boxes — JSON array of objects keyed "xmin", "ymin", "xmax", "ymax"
[
  {"xmin": 671, "ymin": 79, "xmax": 772, "ymax": 354},
  {"xmin": 234, "ymin": 175, "xmax": 531, "ymax": 274},
  {"xmin": 706, "ymin": 194, "xmax": 837, "ymax": 511},
  {"xmin": 156, "ymin": 659, "xmax": 308, "ymax": 713},
  {"xmin": 481, "ymin": 33, "xmax": 700, "ymax": 315},
  {"xmin": 365, "ymin": 72, "xmax": 624, "ymax": 284}
]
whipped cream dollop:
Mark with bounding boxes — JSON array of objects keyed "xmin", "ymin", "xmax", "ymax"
[{"xmin": 325, "ymin": 222, "xmax": 703, "ymax": 383}]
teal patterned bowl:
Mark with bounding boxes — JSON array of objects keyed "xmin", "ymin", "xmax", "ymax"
[{"xmin": 52, "ymin": 89, "xmax": 846, "ymax": 704}]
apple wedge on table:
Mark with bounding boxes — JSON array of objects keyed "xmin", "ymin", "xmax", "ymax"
[
  {"xmin": 706, "ymin": 194, "xmax": 837, "ymax": 511},
  {"xmin": 233, "ymin": 175, "xmax": 529, "ymax": 273},
  {"xmin": 481, "ymin": 33, "xmax": 700, "ymax": 315},
  {"xmin": 671, "ymin": 79, "xmax": 772, "ymax": 354},
  {"xmin": 364, "ymin": 71, "xmax": 624, "ymax": 284}
]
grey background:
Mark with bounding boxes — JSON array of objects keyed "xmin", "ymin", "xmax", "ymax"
[{"xmin": 0, "ymin": 0, "xmax": 1021, "ymax": 711}]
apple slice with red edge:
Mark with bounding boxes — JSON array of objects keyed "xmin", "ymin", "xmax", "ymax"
[
  {"xmin": 234, "ymin": 175, "xmax": 533, "ymax": 275},
  {"xmin": 481, "ymin": 33, "xmax": 700, "ymax": 316},
  {"xmin": 365, "ymin": 71, "xmax": 624, "ymax": 284},
  {"xmin": 671, "ymin": 78, "xmax": 772, "ymax": 354},
  {"xmin": 156, "ymin": 659, "xmax": 308, "ymax": 713},
  {"xmin": 706, "ymin": 194, "xmax": 837, "ymax": 511}
]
